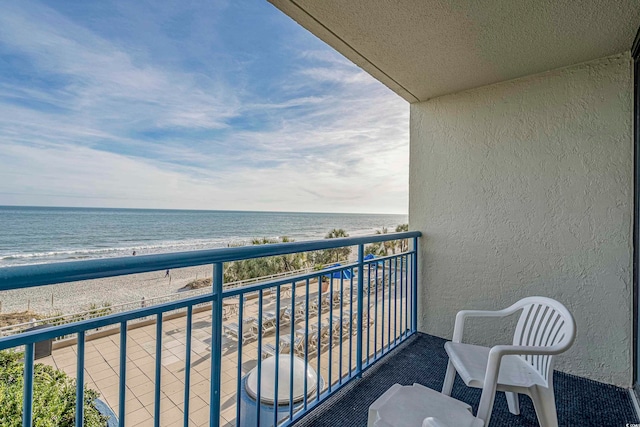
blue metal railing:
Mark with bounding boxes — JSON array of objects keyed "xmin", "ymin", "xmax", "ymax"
[{"xmin": 0, "ymin": 231, "xmax": 420, "ymax": 426}]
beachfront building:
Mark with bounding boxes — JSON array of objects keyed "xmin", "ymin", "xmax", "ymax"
[{"xmin": 2, "ymin": 1, "xmax": 640, "ymax": 426}]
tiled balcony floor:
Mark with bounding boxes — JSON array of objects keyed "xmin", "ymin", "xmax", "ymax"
[
  {"xmin": 38, "ymin": 277, "xmax": 409, "ymax": 426},
  {"xmin": 293, "ymin": 333, "xmax": 640, "ymax": 427}
]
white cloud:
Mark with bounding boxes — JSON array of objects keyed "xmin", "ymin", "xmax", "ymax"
[{"xmin": 0, "ymin": 1, "xmax": 409, "ymax": 214}]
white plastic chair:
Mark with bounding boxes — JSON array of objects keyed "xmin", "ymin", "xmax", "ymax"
[{"xmin": 442, "ymin": 296, "xmax": 576, "ymax": 427}]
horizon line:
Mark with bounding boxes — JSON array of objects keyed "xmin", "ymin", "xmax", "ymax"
[{"xmin": 0, "ymin": 204, "xmax": 408, "ymax": 217}]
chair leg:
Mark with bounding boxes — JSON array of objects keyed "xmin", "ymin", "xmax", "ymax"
[
  {"xmin": 530, "ymin": 386, "xmax": 558, "ymax": 427},
  {"xmin": 441, "ymin": 360, "xmax": 456, "ymax": 395},
  {"xmin": 505, "ymin": 391, "xmax": 520, "ymax": 415}
]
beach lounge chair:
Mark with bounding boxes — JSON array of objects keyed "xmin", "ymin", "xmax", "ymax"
[
  {"xmin": 343, "ymin": 304, "xmax": 375, "ymax": 336},
  {"xmin": 292, "ymin": 322, "xmax": 328, "ymax": 355},
  {"xmin": 223, "ymin": 316, "xmax": 257, "ymax": 344},
  {"xmin": 264, "ymin": 336, "xmax": 304, "ymax": 358},
  {"xmin": 275, "ymin": 305, "xmax": 292, "ymax": 325},
  {"xmin": 283, "ymin": 298, "xmax": 307, "ymax": 323},
  {"xmin": 253, "ymin": 311, "xmax": 278, "ymax": 335},
  {"xmin": 222, "ymin": 298, "xmax": 239, "ymax": 320},
  {"xmin": 313, "ymin": 291, "xmax": 341, "ymax": 313},
  {"xmin": 310, "ymin": 322, "xmax": 331, "ymax": 353}
]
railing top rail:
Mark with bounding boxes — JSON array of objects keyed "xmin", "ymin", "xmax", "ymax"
[{"xmin": 0, "ymin": 231, "xmax": 420, "ymax": 291}]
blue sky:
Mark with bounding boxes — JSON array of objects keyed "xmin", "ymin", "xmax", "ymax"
[{"xmin": 0, "ymin": 0, "xmax": 409, "ymax": 214}]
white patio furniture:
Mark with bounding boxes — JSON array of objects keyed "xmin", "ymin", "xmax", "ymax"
[
  {"xmin": 268, "ymin": 304, "xmax": 292, "ymax": 325},
  {"xmin": 222, "ymin": 298, "xmax": 239, "ymax": 320},
  {"xmin": 223, "ymin": 316, "xmax": 257, "ymax": 344},
  {"xmin": 312, "ymin": 322, "xmax": 332, "ymax": 352},
  {"xmin": 269, "ymin": 335, "xmax": 304, "ymax": 358},
  {"xmin": 442, "ymin": 296, "xmax": 576, "ymax": 427},
  {"xmin": 292, "ymin": 322, "xmax": 329, "ymax": 355},
  {"xmin": 253, "ymin": 311, "xmax": 278, "ymax": 335},
  {"xmin": 310, "ymin": 290, "xmax": 344, "ymax": 313},
  {"xmin": 283, "ymin": 298, "xmax": 307, "ymax": 322},
  {"xmin": 368, "ymin": 383, "xmax": 484, "ymax": 427},
  {"xmin": 344, "ymin": 304, "xmax": 375, "ymax": 335},
  {"xmin": 367, "ymin": 296, "xmax": 575, "ymax": 427}
]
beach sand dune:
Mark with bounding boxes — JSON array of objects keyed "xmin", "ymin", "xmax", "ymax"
[{"xmin": 0, "ymin": 265, "xmax": 212, "ymax": 315}]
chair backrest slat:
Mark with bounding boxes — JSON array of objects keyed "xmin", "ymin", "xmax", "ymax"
[
  {"xmin": 532, "ymin": 306, "xmax": 555, "ymax": 372},
  {"xmin": 511, "ymin": 297, "xmax": 575, "ymax": 384}
]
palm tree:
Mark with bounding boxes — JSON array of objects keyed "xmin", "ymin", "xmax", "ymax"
[
  {"xmin": 325, "ymin": 228, "xmax": 349, "ymax": 239},
  {"xmin": 375, "ymin": 226, "xmax": 397, "ymax": 256},
  {"xmin": 223, "ymin": 237, "xmax": 307, "ymax": 283},
  {"xmin": 323, "ymin": 229, "xmax": 351, "ymax": 263},
  {"xmin": 395, "ymin": 224, "xmax": 409, "ymax": 252}
]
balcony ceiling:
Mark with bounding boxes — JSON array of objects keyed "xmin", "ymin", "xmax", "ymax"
[{"xmin": 269, "ymin": 0, "xmax": 640, "ymax": 102}]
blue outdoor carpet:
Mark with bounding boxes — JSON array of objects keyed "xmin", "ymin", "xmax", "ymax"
[{"xmin": 292, "ymin": 333, "xmax": 638, "ymax": 427}]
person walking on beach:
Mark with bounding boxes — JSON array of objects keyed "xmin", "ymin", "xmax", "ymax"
[{"xmin": 165, "ymin": 269, "xmax": 170, "ymax": 277}]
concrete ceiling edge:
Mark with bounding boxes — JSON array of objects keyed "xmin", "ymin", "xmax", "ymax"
[{"xmin": 268, "ymin": 0, "xmax": 419, "ymax": 103}]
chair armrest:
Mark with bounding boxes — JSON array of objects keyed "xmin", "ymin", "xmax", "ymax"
[
  {"xmin": 489, "ymin": 343, "xmax": 568, "ymax": 357},
  {"xmin": 452, "ymin": 306, "xmax": 520, "ymax": 343},
  {"xmin": 476, "ymin": 341, "xmax": 568, "ymax": 421},
  {"xmin": 475, "ymin": 341, "xmax": 552, "ymax": 421}
]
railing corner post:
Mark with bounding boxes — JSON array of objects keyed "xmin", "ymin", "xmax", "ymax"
[
  {"xmin": 210, "ymin": 262, "xmax": 224, "ymax": 427},
  {"xmin": 412, "ymin": 237, "xmax": 419, "ymax": 333},
  {"xmin": 356, "ymin": 244, "xmax": 364, "ymax": 377}
]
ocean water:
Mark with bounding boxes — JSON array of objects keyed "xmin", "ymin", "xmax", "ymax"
[{"xmin": 0, "ymin": 206, "xmax": 407, "ymax": 267}]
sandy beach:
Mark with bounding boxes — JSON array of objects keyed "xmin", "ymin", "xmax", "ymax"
[{"xmin": 0, "ymin": 265, "xmax": 212, "ymax": 316}]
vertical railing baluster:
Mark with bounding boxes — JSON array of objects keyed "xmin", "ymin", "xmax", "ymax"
[
  {"xmin": 381, "ymin": 260, "xmax": 386, "ymax": 353},
  {"xmin": 183, "ymin": 307, "xmax": 193, "ymax": 427},
  {"xmin": 394, "ymin": 256, "xmax": 398, "ymax": 346},
  {"xmin": 119, "ymin": 322, "xmax": 127, "ymax": 427},
  {"xmin": 22, "ymin": 343, "xmax": 35, "ymax": 427},
  {"xmin": 328, "ymin": 275, "xmax": 333, "ymax": 391},
  {"xmin": 387, "ymin": 258, "xmax": 393, "ymax": 352},
  {"xmin": 235, "ymin": 295, "xmax": 245, "ymax": 426},
  {"xmin": 412, "ymin": 237, "xmax": 419, "ymax": 332},
  {"xmin": 304, "ymin": 278, "xmax": 310, "ymax": 410},
  {"xmin": 256, "ymin": 290, "xmax": 264, "ymax": 424},
  {"xmin": 76, "ymin": 331, "xmax": 85, "ymax": 427},
  {"xmin": 210, "ymin": 262, "xmax": 223, "ymax": 427},
  {"xmin": 366, "ymin": 260, "xmax": 371, "ymax": 364},
  {"xmin": 356, "ymin": 244, "xmax": 364, "ymax": 376},
  {"xmin": 289, "ymin": 281, "xmax": 296, "ymax": 420},
  {"xmin": 349, "ymin": 268, "xmax": 354, "ymax": 375},
  {"xmin": 339, "ymin": 274, "xmax": 344, "ymax": 383},
  {"xmin": 274, "ymin": 286, "xmax": 280, "ymax": 427},
  {"xmin": 154, "ymin": 313, "xmax": 162, "ymax": 427},
  {"xmin": 316, "ymin": 274, "xmax": 321, "ymax": 402},
  {"xmin": 404, "ymin": 255, "xmax": 409, "ymax": 337},
  {"xmin": 399, "ymin": 256, "xmax": 404, "ymax": 339},
  {"xmin": 374, "ymin": 261, "xmax": 379, "ymax": 360}
]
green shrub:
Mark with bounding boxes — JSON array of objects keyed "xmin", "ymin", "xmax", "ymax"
[{"xmin": 0, "ymin": 351, "xmax": 107, "ymax": 426}]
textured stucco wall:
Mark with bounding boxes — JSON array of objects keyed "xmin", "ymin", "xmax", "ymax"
[{"xmin": 409, "ymin": 53, "xmax": 633, "ymax": 387}]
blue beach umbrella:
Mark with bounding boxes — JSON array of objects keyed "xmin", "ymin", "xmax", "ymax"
[
  {"xmin": 323, "ymin": 263, "xmax": 352, "ymax": 279},
  {"xmin": 363, "ymin": 253, "xmax": 384, "ymax": 267}
]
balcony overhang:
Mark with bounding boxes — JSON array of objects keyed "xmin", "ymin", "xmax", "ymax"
[{"xmin": 269, "ymin": 0, "xmax": 640, "ymax": 102}]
